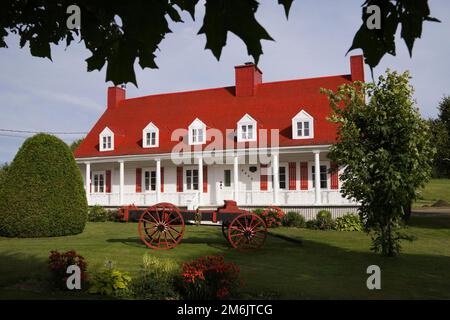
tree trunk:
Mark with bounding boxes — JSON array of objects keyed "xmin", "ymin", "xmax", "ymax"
[{"xmin": 403, "ymin": 201, "xmax": 412, "ymax": 224}]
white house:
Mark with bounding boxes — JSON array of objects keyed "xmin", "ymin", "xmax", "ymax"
[{"xmin": 74, "ymin": 56, "xmax": 365, "ymax": 214}]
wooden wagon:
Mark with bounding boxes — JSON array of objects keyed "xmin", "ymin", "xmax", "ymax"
[{"xmin": 118, "ymin": 201, "xmax": 284, "ymax": 252}]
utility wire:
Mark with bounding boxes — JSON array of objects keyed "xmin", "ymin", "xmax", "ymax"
[
  {"xmin": 0, "ymin": 128, "xmax": 87, "ymax": 135},
  {"xmin": 0, "ymin": 133, "xmax": 74, "ymax": 142}
]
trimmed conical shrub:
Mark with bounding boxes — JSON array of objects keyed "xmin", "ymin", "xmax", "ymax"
[{"xmin": 0, "ymin": 134, "xmax": 88, "ymax": 237}]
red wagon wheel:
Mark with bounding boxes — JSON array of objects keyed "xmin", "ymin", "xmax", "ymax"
[
  {"xmin": 227, "ymin": 212, "xmax": 267, "ymax": 251},
  {"xmin": 138, "ymin": 203, "xmax": 185, "ymax": 250}
]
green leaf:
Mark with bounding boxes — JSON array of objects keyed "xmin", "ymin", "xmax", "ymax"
[
  {"xmin": 105, "ymin": 40, "xmax": 138, "ymax": 86},
  {"xmin": 86, "ymin": 50, "xmax": 107, "ymax": 72},
  {"xmin": 198, "ymin": 0, "xmax": 273, "ymax": 64},
  {"xmin": 399, "ymin": 0, "xmax": 439, "ymax": 56},
  {"xmin": 278, "ymin": 0, "xmax": 294, "ymax": 18},
  {"xmin": 348, "ymin": 0, "xmax": 398, "ymax": 70},
  {"xmin": 349, "ymin": 0, "xmax": 439, "ymax": 69}
]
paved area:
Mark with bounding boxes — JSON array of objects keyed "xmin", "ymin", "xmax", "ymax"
[{"xmin": 412, "ymin": 207, "xmax": 450, "ymax": 216}]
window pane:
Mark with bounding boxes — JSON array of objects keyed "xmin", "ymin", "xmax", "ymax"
[
  {"xmin": 192, "ymin": 129, "xmax": 197, "ymax": 143},
  {"xmin": 312, "ymin": 166, "xmax": 315, "ymax": 188},
  {"xmin": 248, "ymin": 125, "xmax": 253, "ymax": 139},
  {"xmin": 320, "ymin": 165, "xmax": 327, "ymax": 189},
  {"xmin": 304, "ymin": 122, "xmax": 310, "ymax": 136},
  {"xmin": 103, "ymin": 137, "xmax": 107, "ymax": 149},
  {"xmin": 198, "ymin": 129, "xmax": 203, "ymax": 142},
  {"xmin": 107, "ymin": 136, "xmax": 111, "ymax": 149},
  {"xmin": 193, "ymin": 169, "xmax": 199, "ymax": 190},
  {"xmin": 297, "ymin": 122, "xmax": 303, "ymax": 136},
  {"xmin": 99, "ymin": 174, "xmax": 104, "ymax": 192},
  {"xmin": 186, "ymin": 170, "xmax": 192, "ymax": 190},
  {"xmin": 151, "ymin": 171, "xmax": 156, "ymax": 191},
  {"xmin": 145, "ymin": 171, "xmax": 150, "ymax": 191},
  {"xmin": 151, "ymin": 132, "xmax": 156, "ymax": 145},
  {"xmin": 241, "ymin": 125, "xmax": 247, "ymax": 139},
  {"xmin": 312, "ymin": 166, "xmax": 328, "ymax": 188},
  {"xmin": 94, "ymin": 175, "xmax": 99, "ymax": 192},
  {"xmin": 279, "ymin": 167, "xmax": 286, "ymax": 189},
  {"xmin": 224, "ymin": 170, "xmax": 231, "ymax": 187}
]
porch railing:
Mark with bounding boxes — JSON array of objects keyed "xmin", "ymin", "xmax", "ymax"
[{"xmin": 88, "ymin": 190, "xmax": 353, "ymax": 207}]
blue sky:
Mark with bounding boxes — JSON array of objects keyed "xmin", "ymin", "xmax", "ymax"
[{"xmin": 0, "ymin": 0, "xmax": 449, "ymax": 163}]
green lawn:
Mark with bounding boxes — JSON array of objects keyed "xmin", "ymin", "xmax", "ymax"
[
  {"xmin": 1, "ymin": 216, "xmax": 450, "ymax": 299},
  {"xmin": 414, "ymin": 178, "xmax": 450, "ymax": 207}
]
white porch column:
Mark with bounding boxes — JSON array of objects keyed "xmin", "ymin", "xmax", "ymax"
[
  {"xmin": 272, "ymin": 153, "xmax": 279, "ymax": 204},
  {"xmin": 313, "ymin": 150, "xmax": 321, "ymax": 204},
  {"xmin": 233, "ymin": 155, "xmax": 239, "ymax": 203},
  {"xmin": 156, "ymin": 158, "xmax": 161, "ymax": 203},
  {"xmin": 198, "ymin": 157, "xmax": 203, "ymax": 205},
  {"xmin": 85, "ymin": 162, "xmax": 90, "ymax": 204},
  {"xmin": 119, "ymin": 160, "xmax": 125, "ymax": 205}
]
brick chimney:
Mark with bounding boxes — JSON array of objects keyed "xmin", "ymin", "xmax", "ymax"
[
  {"xmin": 235, "ymin": 63, "xmax": 263, "ymax": 97},
  {"xmin": 107, "ymin": 86, "xmax": 126, "ymax": 109},
  {"xmin": 350, "ymin": 55, "xmax": 365, "ymax": 82}
]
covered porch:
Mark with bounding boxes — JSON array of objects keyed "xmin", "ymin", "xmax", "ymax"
[{"xmin": 77, "ymin": 148, "xmax": 354, "ymax": 209}]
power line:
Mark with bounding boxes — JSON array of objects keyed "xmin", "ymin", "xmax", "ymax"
[
  {"xmin": 0, "ymin": 133, "xmax": 28, "ymax": 139},
  {"xmin": 0, "ymin": 128, "xmax": 87, "ymax": 135},
  {"xmin": 0, "ymin": 133, "xmax": 74, "ymax": 141}
]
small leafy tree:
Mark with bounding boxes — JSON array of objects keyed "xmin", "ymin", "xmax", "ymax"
[
  {"xmin": 69, "ymin": 138, "xmax": 84, "ymax": 153},
  {"xmin": 428, "ymin": 118, "xmax": 450, "ymax": 178},
  {"xmin": 439, "ymin": 95, "xmax": 450, "ymax": 136},
  {"xmin": 322, "ymin": 70, "xmax": 435, "ymax": 256},
  {"xmin": 0, "ymin": 162, "xmax": 8, "ymax": 184}
]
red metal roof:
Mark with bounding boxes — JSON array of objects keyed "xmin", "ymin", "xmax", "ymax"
[{"xmin": 75, "ymin": 58, "xmax": 363, "ymax": 159}]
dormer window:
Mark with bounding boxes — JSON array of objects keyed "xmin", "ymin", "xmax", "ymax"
[
  {"xmin": 188, "ymin": 118, "xmax": 206, "ymax": 145},
  {"xmin": 142, "ymin": 122, "xmax": 159, "ymax": 148},
  {"xmin": 237, "ymin": 114, "xmax": 257, "ymax": 142},
  {"xmin": 99, "ymin": 127, "xmax": 114, "ymax": 151},
  {"xmin": 292, "ymin": 110, "xmax": 314, "ymax": 139}
]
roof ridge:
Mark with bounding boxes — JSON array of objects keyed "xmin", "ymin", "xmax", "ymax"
[{"xmin": 122, "ymin": 74, "xmax": 351, "ymax": 102}]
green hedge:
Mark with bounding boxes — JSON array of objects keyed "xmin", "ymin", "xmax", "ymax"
[
  {"xmin": 0, "ymin": 134, "xmax": 88, "ymax": 237},
  {"xmin": 306, "ymin": 210, "xmax": 335, "ymax": 230},
  {"xmin": 282, "ymin": 211, "xmax": 306, "ymax": 228},
  {"xmin": 335, "ymin": 213, "xmax": 363, "ymax": 231},
  {"xmin": 88, "ymin": 206, "xmax": 121, "ymax": 222}
]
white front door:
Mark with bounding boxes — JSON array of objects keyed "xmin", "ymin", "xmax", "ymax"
[{"xmin": 215, "ymin": 167, "xmax": 232, "ymax": 205}]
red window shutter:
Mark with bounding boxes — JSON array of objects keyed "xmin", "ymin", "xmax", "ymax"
[
  {"xmin": 176, "ymin": 167, "xmax": 183, "ymax": 192},
  {"xmin": 136, "ymin": 168, "xmax": 142, "ymax": 193},
  {"xmin": 203, "ymin": 166, "xmax": 208, "ymax": 193},
  {"xmin": 160, "ymin": 167, "xmax": 164, "ymax": 193},
  {"xmin": 331, "ymin": 162, "xmax": 339, "ymax": 189},
  {"xmin": 260, "ymin": 164, "xmax": 268, "ymax": 191},
  {"xmin": 300, "ymin": 162, "xmax": 308, "ymax": 190},
  {"xmin": 105, "ymin": 170, "xmax": 111, "ymax": 193},
  {"xmin": 288, "ymin": 162, "xmax": 296, "ymax": 190}
]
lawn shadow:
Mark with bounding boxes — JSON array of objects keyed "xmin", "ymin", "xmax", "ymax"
[
  {"xmin": 0, "ymin": 252, "xmax": 49, "ymax": 288},
  {"xmin": 106, "ymin": 232, "xmax": 229, "ymax": 250},
  {"xmin": 408, "ymin": 215, "xmax": 450, "ymax": 229},
  {"xmin": 220, "ymin": 231, "xmax": 450, "ymax": 299}
]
